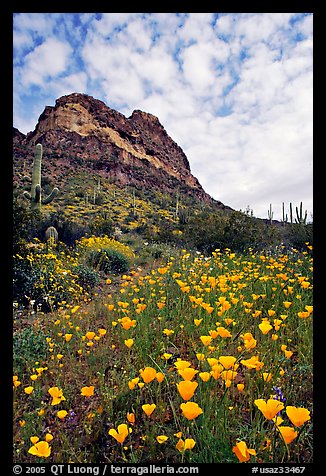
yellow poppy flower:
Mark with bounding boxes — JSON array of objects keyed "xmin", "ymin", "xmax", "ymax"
[
  {"xmin": 24, "ymin": 386, "xmax": 34, "ymax": 394},
  {"xmin": 48, "ymin": 387, "xmax": 66, "ymax": 405},
  {"xmin": 140, "ymin": 367, "xmax": 157, "ymax": 383},
  {"xmin": 13, "ymin": 376, "xmax": 21, "ymax": 387},
  {"xmin": 174, "ymin": 360, "xmax": 191, "ymax": 370},
  {"xmin": 124, "ymin": 339, "xmax": 134, "ymax": 348},
  {"xmin": 177, "ymin": 380, "xmax": 198, "ymax": 401},
  {"xmin": 272, "ymin": 416, "xmax": 284, "ymax": 426},
  {"xmin": 219, "ymin": 356, "xmax": 237, "ymax": 369},
  {"xmin": 241, "ymin": 356, "xmax": 264, "ymax": 370},
  {"xmin": 156, "ymin": 372, "xmax": 165, "ymax": 383},
  {"xmin": 127, "ymin": 412, "xmax": 135, "ymax": 424},
  {"xmin": 109, "ymin": 424, "xmax": 131, "ymax": 444},
  {"xmin": 221, "ymin": 370, "xmax": 237, "ymax": 382},
  {"xmin": 176, "ymin": 438, "xmax": 196, "ymax": 452},
  {"xmin": 217, "ymin": 327, "xmax": 232, "ymax": 338},
  {"xmin": 200, "ymin": 335, "xmax": 212, "ymax": 346},
  {"xmin": 254, "ymin": 399, "xmax": 284, "ymax": 420},
  {"xmin": 121, "ymin": 317, "xmax": 137, "ymax": 330},
  {"xmin": 142, "ymin": 403, "xmax": 156, "ymax": 416},
  {"xmin": 262, "ymin": 372, "xmax": 272, "ymax": 382},
  {"xmin": 28, "ymin": 441, "xmax": 51, "ymax": 458},
  {"xmin": 278, "ymin": 426, "xmax": 298, "ymax": 444},
  {"xmin": 156, "ymin": 435, "xmax": 169, "ymax": 444},
  {"xmin": 232, "ymin": 441, "xmax": 256, "ymax": 462},
  {"xmin": 81, "ymin": 386, "xmax": 95, "ymax": 397},
  {"xmin": 85, "ymin": 331, "xmax": 96, "ymax": 340},
  {"xmin": 178, "ymin": 367, "xmax": 198, "ymax": 380},
  {"xmin": 285, "ymin": 406, "xmax": 310, "ymax": 427},
  {"xmin": 180, "ymin": 402, "xmax": 203, "ymax": 420},
  {"xmin": 57, "ymin": 410, "xmax": 68, "ymax": 419},
  {"xmin": 199, "ymin": 372, "xmax": 211, "ymax": 382},
  {"xmin": 128, "ymin": 377, "xmax": 140, "ymax": 390},
  {"xmin": 259, "ymin": 321, "xmax": 273, "ymax": 334},
  {"xmin": 207, "ymin": 357, "xmax": 219, "ymax": 367}
]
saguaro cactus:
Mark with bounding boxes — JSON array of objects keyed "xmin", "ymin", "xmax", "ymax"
[
  {"xmin": 289, "ymin": 201, "xmax": 307, "ymax": 225},
  {"xmin": 295, "ymin": 201, "xmax": 308, "ymax": 225},
  {"xmin": 45, "ymin": 226, "xmax": 58, "ymax": 243},
  {"xmin": 23, "ymin": 143, "xmax": 59, "ymax": 211},
  {"xmin": 282, "ymin": 202, "xmax": 288, "ymax": 225},
  {"xmin": 267, "ymin": 203, "xmax": 274, "ymax": 224}
]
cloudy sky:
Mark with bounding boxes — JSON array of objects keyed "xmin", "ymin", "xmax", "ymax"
[{"xmin": 13, "ymin": 12, "xmax": 313, "ymax": 222}]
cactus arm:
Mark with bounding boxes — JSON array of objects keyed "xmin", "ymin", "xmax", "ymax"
[
  {"xmin": 295, "ymin": 201, "xmax": 307, "ymax": 224},
  {"xmin": 30, "ymin": 184, "xmax": 41, "ymax": 211},
  {"xmin": 282, "ymin": 202, "xmax": 288, "ymax": 224},
  {"xmin": 42, "ymin": 187, "xmax": 59, "ymax": 205},
  {"xmin": 289, "ymin": 202, "xmax": 293, "ymax": 224},
  {"xmin": 34, "ymin": 184, "xmax": 41, "ymax": 202}
]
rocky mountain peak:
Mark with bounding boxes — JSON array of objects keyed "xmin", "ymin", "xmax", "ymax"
[{"xmin": 14, "ymin": 93, "xmax": 228, "ymax": 207}]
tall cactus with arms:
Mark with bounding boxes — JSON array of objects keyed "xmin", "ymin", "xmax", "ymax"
[{"xmin": 23, "ymin": 143, "xmax": 59, "ymax": 211}]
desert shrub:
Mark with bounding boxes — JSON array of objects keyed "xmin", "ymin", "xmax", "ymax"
[
  {"xmin": 86, "ymin": 248, "xmax": 130, "ymax": 274},
  {"xmin": 13, "ymin": 327, "xmax": 49, "ymax": 374},
  {"xmin": 13, "ymin": 196, "xmax": 42, "ymax": 254},
  {"xmin": 283, "ymin": 223, "xmax": 313, "ymax": 251},
  {"xmin": 77, "ymin": 235, "xmax": 135, "ymax": 275},
  {"xmin": 89, "ymin": 217, "xmax": 114, "ymax": 236},
  {"xmin": 13, "ymin": 257, "xmax": 43, "ymax": 306},
  {"xmin": 74, "ymin": 264, "xmax": 100, "ymax": 291}
]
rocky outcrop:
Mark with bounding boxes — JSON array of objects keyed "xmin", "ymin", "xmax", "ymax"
[{"xmin": 14, "ymin": 93, "xmax": 229, "ymax": 207}]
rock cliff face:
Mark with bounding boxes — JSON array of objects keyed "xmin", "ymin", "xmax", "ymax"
[{"xmin": 13, "ymin": 93, "xmax": 227, "ymax": 207}]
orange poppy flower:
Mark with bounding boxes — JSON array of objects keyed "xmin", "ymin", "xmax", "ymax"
[
  {"xmin": 139, "ymin": 367, "xmax": 157, "ymax": 383},
  {"xmin": 232, "ymin": 441, "xmax": 256, "ymax": 462},
  {"xmin": 109, "ymin": 424, "xmax": 131, "ymax": 444},
  {"xmin": 180, "ymin": 402, "xmax": 203, "ymax": 420},
  {"xmin": 177, "ymin": 380, "xmax": 198, "ymax": 401},
  {"xmin": 254, "ymin": 399, "xmax": 284, "ymax": 420},
  {"xmin": 278, "ymin": 426, "xmax": 298, "ymax": 444},
  {"xmin": 285, "ymin": 406, "xmax": 310, "ymax": 427}
]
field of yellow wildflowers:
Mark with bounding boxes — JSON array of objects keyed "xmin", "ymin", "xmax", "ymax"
[{"xmin": 13, "ymin": 241, "xmax": 313, "ymax": 464}]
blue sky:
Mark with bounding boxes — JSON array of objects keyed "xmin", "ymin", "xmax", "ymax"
[{"xmin": 13, "ymin": 13, "xmax": 313, "ymax": 221}]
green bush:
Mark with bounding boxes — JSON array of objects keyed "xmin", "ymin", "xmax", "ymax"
[
  {"xmin": 13, "ymin": 327, "xmax": 49, "ymax": 374},
  {"xmin": 13, "ymin": 258, "xmax": 43, "ymax": 306},
  {"xmin": 75, "ymin": 264, "xmax": 100, "ymax": 291},
  {"xmin": 87, "ymin": 248, "xmax": 130, "ymax": 274},
  {"xmin": 13, "ymin": 196, "xmax": 42, "ymax": 255}
]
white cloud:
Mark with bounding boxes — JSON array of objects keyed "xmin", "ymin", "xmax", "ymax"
[
  {"xmin": 13, "ymin": 13, "xmax": 55, "ymax": 37},
  {"xmin": 20, "ymin": 38, "xmax": 73, "ymax": 88},
  {"xmin": 178, "ymin": 13, "xmax": 215, "ymax": 43}
]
